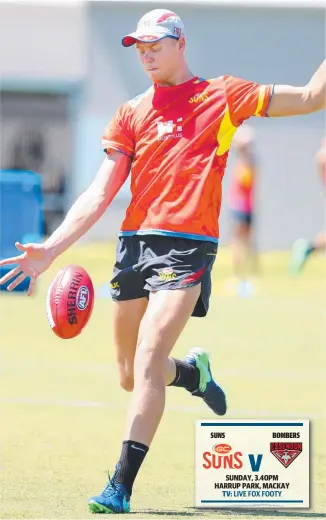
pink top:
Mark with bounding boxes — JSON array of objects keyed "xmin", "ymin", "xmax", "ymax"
[{"xmin": 228, "ymin": 162, "xmax": 255, "ymax": 214}]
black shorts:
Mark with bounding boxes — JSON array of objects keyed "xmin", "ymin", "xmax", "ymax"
[
  {"xmin": 109, "ymin": 235, "xmax": 218, "ymax": 317},
  {"xmin": 231, "ymin": 210, "xmax": 253, "ymax": 226}
]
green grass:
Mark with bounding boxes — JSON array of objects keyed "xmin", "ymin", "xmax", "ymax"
[{"xmin": 0, "ymin": 244, "xmax": 325, "ymax": 520}]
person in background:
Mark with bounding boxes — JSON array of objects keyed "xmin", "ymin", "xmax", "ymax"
[{"xmin": 227, "ymin": 125, "xmax": 259, "ymax": 295}]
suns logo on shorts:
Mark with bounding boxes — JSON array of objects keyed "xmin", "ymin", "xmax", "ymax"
[{"xmin": 158, "ymin": 267, "xmax": 177, "ymax": 282}]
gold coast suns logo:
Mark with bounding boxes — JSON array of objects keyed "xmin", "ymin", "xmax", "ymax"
[
  {"xmin": 189, "ymin": 92, "xmax": 209, "ymax": 104},
  {"xmin": 158, "ymin": 267, "xmax": 177, "ymax": 282},
  {"xmin": 202, "ymin": 444, "xmax": 243, "ymax": 470}
]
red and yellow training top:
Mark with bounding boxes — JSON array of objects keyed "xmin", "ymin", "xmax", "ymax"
[{"xmin": 102, "ymin": 76, "xmax": 273, "ymax": 243}]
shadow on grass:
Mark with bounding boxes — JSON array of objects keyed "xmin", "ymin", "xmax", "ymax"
[{"xmin": 134, "ymin": 509, "xmax": 326, "ymax": 518}]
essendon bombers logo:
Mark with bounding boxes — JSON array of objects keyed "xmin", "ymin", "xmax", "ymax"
[{"xmin": 270, "ymin": 442, "xmax": 302, "ymax": 468}]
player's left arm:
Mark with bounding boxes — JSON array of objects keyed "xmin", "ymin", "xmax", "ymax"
[{"xmin": 268, "ymin": 60, "xmax": 326, "ymax": 117}]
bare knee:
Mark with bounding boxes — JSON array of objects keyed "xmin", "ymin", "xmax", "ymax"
[{"xmin": 134, "ymin": 340, "xmax": 166, "ymax": 381}]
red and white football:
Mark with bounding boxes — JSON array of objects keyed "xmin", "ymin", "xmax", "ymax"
[{"xmin": 46, "ymin": 265, "xmax": 95, "ymax": 339}]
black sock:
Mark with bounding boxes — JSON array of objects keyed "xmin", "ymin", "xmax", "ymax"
[
  {"xmin": 114, "ymin": 440, "xmax": 149, "ymax": 496},
  {"xmin": 168, "ymin": 358, "xmax": 200, "ymax": 392}
]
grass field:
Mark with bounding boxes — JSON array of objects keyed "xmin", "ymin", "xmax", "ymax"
[{"xmin": 0, "ymin": 243, "xmax": 325, "ymax": 520}]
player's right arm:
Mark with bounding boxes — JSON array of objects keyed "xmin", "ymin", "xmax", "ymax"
[
  {"xmin": 47, "ymin": 94, "xmax": 136, "ymax": 257},
  {"xmin": 44, "ymin": 151, "xmax": 130, "ymax": 257},
  {"xmin": 0, "ymin": 152, "xmax": 130, "ymax": 294},
  {"xmin": 0, "ymin": 102, "xmax": 135, "ymax": 295}
]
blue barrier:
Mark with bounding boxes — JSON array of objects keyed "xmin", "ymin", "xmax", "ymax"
[{"xmin": 0, "ymin": 170, "xmax": 43, "ymax": 292}]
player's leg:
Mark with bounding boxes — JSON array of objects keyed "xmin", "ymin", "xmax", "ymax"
[
  {"xmin": 249, "ymin": 230, "xmax": 260, "ymax": 278},
  {"xmin": 230, "ymin": 212, "xmax": 251, "ymax": 279},
  {"xmin": 112, "ymin": 298, "xmax": 201, "ymax": 392},
  {"xmin": 112, "ymin": 298, "xmax": 148, "ymax": 392},
  {"xmin": 125, "ymin": 287, "xmax": 226, "ymax": 442},
  {"xmin": 89, "ymin": 285, "xmax": 225, "ymax": 514},
  {"xmin": 242, "ymin": 216, "xmax": 255, "ymax": 279},
  {"xmin": 88, "ymin": 238, "xmax": 226, "ymax": 513},
  {"xmin": 243, "ymin": 214, "xmax": 260, "ymax": 298},
  {"xmin": 123, "ymin": 285, "xmax": 201, "ymax": 445},
  {"xmin": 109, "ymin": 236, "xmax": 150, "ymax": 392},
  {"xmin": 88, "ymin": 286, "xmax": 200, "ymax": 514},
  {"xmin": 110, "ymin": 235, "xmax": 217, "ymax": 394}
]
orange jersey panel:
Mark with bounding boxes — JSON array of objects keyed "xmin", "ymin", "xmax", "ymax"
[{"xmin": 102, "ymin": 76, "xmax": 272, "ymax": 242}]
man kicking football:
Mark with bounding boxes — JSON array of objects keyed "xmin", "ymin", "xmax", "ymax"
[{"xmin": 0, "ymin": 8, "xmax": 325, "ymax": 514}]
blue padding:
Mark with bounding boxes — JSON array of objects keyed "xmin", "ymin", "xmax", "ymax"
[{"xmin": 0, "ymin": 170, "xmax": 44, "ymax": 293}]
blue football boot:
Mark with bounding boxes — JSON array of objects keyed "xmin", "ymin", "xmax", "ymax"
[{"xmin": 88, "ymin": 467, "xmax": 130, "ymax": 514}]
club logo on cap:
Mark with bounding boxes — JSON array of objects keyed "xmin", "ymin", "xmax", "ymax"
[{"xmin": 156, "ymin": 11, "xmax": 178, "ymax": 23}]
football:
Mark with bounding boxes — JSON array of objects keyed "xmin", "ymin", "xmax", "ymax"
[{"xmin": 46, "ymin": 265, "xmax": 94, "ymax": 339}]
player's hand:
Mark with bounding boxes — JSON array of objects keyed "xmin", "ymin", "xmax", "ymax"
[{"xmin": 0, "ymin": 242, "xmax": 55, "ymax": 296}]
